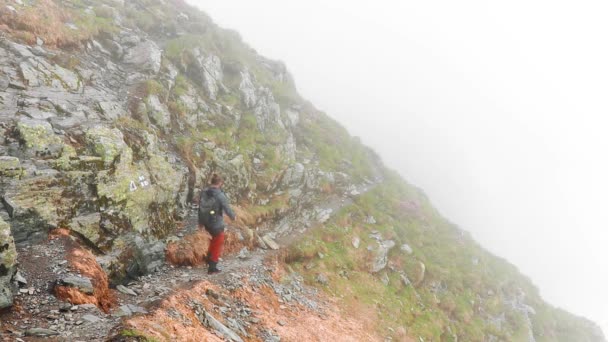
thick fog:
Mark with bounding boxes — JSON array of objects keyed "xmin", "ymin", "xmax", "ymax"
[{"xmin": 189, "ymin": 0, "xmax": 608, "ymax": 332}]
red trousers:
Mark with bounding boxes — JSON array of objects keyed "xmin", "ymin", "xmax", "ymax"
[{"xmin": 207, "ymin": 231, "xmax": 225, "ymax": 263}]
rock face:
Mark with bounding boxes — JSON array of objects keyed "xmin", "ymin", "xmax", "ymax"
[
  {"xmin": 239, "ymin": 70, "xmax": 257, "ymax": 108},
  {"xmin": 371, "ymin": 240, "xmax": 396, "ymax": 273},
  {"xmin": 16, "ymin": 117, "xmax": 64, "ymax": 157},
  {"xmin": 123, "ymin": 40, "xmax": 162, "ymax": 74},
  {"xmin": 0, "ymin": 217, "xmax": 17, "ymax": 309},
  {"xmin": 181, "ymin": 48, "xmax": 226, "ymax": 101},
  {"xmin": 2, "ymin": 174, "xmax": 66, "ymax": 243},
  {"xmin": 17, "ymin": 53, "xmax": 81, "ymax": 91},
  {"xmin": 145, "ymin": 95, "xmax": 171, "ymax": 127},
  {"xmin": 0, "ymin": 32, "xmax": 194, "ymax": 287},
  {"xmin": 238, "ymin": 70, "xmax": 284, "ymax": 132}
]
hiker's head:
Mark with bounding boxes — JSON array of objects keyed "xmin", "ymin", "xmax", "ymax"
[{"xmin": 210, "ymin": 174, "xmax": 224, "ymax": 187}]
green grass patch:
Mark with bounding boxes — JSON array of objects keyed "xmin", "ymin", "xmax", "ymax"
[{"xmin": 120, "ymin": 329, "xmax": 160, "ymax": 342}]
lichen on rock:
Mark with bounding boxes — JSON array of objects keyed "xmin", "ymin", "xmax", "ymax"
[
  {"xmin": 2, "ymin": 175, "xmax": 66, "ymax": 243},
  {"xmin": 16, "ymin": 117, "xmax": 64, "ymax": 157},
  {"xmin": 0, "ymin": 216, "xmax": 17, "ymax": 309},
  {"xmin": 85, "ymin": 126, "xmax": 128, "ymax": 166},
  {"xmin": 0, "ymin": 156, "xmax": 23, "ymax": 178}
]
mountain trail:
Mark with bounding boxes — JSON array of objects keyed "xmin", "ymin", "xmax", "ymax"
[{"xmin": 0, "ymin": 182, "xmax": 380, "ymax": 342}]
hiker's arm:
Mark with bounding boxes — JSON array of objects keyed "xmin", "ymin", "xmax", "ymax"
[{"xmin": 219, "ymin": 193, "xmax": 236, "ymax": 221}]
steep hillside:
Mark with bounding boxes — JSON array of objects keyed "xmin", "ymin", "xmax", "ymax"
[{"xmin": 0, "ymin": 0, "xmax": 604, "ymax": 341}]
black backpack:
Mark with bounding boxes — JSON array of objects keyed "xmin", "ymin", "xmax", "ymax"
[{"xmin": 199, "ymin": 189, "xmax": 221, "ymax": 227}]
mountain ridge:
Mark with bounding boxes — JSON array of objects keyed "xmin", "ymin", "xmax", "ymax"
[{"xmin": 0, "ymin": 0, "xmax": 604, "ymax": 341}]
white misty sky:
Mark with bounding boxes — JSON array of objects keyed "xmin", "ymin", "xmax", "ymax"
[{"xmin": 188, "ymin": 0, "xmax": 608, "ymax": 333}]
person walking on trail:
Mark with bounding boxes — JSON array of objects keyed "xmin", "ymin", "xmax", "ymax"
[{"xmin": 198, "ymin": 174, "xmax": 236, "ymax": 274}]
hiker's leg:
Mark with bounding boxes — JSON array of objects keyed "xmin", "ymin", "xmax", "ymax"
[
  {"xmin": 208, "ymin": 231, "xmax": 225, "ymax": 274},
  {"xmin": 209, "ymin": 231, "xmax": 225, "ymax": 263},
  {"xmin": 207, "ymin": 234, "xmax": 216, "ymax": 262}
]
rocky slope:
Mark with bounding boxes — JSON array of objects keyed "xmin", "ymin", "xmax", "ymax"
[{"xmin": 0, "ymin": 0, "xmax": 604, "ymax": 341}]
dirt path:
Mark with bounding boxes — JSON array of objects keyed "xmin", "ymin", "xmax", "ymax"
[{"xmin": 0, "ymin": 181, "xmax": 379, "ymax": 341}]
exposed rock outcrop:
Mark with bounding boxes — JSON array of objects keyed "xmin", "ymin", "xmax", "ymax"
[
  {"xmin": 122, "ymin": 40, "xmax": 162, "ymax": 74},
  {"xmin": 370, "ymin": 239, "xmax": 396, "ymax": 273},
  {"xmin": 0, "ymin": 216, "xmax": 17, "ymax": 309}
]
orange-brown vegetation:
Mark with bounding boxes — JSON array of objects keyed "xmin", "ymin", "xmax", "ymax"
[
  {"xmin": 223, "ymin": 227, "xmax": 256, "ymax": 255},
  {"xmin": 165, "ymin": 225, "xmax": 254, "ymax": 267},
  {"xmin": 235, "ymin": 284, "xmax": 380, "ymax": 342},
  {"xmin": 166, "ymin": 229, "xmax": 211, "ymax": 267},
  {"xmin": 320, "ymin": 182, "xmax": 335, "ymax": 194},
  {"xmin": 0, "ymin": 0, "xmax": 93, "ymax": 48},
  {"xmin": 55, "ymin": 247, "xmax": 116, "ymax": 312},
  {"xmin": 233, "ymin": 205, "xmax": 256, "ymax": 227},
  {"xmin": 125, "ymin": 276, "xmax": 382, "ymax": 342},
  {"xmin": 125, "ymin": 281, "xmax": 224, "ymax": 342},
  {"xmin": 54, "ymin": 285, "xmax": 97, "ymax": 307},
  {"xmin": 49, "ymin": 228, "xmax": 71, "ymax": 238}
]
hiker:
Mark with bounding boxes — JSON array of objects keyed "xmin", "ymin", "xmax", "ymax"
[{"xmin": 198, "ymin": 174, "xmax": 236, "ymax": 274}]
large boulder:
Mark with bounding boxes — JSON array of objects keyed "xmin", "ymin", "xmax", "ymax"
[
  {"xmin": 102, "ymin": 235, "xmax": 166, "ymax": 284},
  {"xmin": 370, "ymin": 240, "xmax": 396, "ymax": 273},
  {"xmin": 69, "ymin": 213, "xmax": 103, "ymax": 247},
  {"xmin": 0, "ymin": 216, "xmax": 17, "ymax": 309},
  {"xmin": 2, "ymin": 175, "xmax": 66, "ymax": 243},
  {"xmin": 93, "ymin": 129, "xmax": 186, "ymax": 237},
  {"xmin": 409, "ymin": 261, "xmax": 426, "ymax": 287},
  {"xmin": 95, "ymin": 149, "xmax": 154, "ymax": 234},
  {"xmin": 123, "ymin": 40, "xmax": 162, "ymax": 74},
  {"xmin": 57, "ymin": 275, "xmax": 94, "ymax": 295}
]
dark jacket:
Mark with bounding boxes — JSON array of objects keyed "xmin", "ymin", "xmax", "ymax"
[{"xmin": 198, "ymin": 187, "xmax": 236, "ymax": 235}]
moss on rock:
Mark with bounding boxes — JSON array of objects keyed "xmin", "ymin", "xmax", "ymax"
[
  {"xmin": 85, "ymin": 126, "xmax": 128, "ymax": 167},
  {"xmin": 0, "ymin": 156, "xmax": 24, "ymax": 178},
  {"xmin": 0, "ymin": 216, "xmax": 17, "ymax": 309},
  {"xmin": 2, "ymin": 175, "xmax": 67, "ymax": 243},
  {"xmin": 69, "ymin": 213, "xmax": 103, "ymax": 246},
  {"xmin": 52, "ymin": 144, "xmax": 78, "ymax": 171},
  {"xmin": 16, "ymin": 118, "xmax": 64, "ymax": 157}
]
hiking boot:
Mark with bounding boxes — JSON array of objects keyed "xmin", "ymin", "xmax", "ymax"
[
  {"xmin": 208, "ymin": 261, "xmax": 221, "ymax": 274},
  {"xmin": 208, "ymin": 268, "xmax": 222, "ymax": 275}
]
